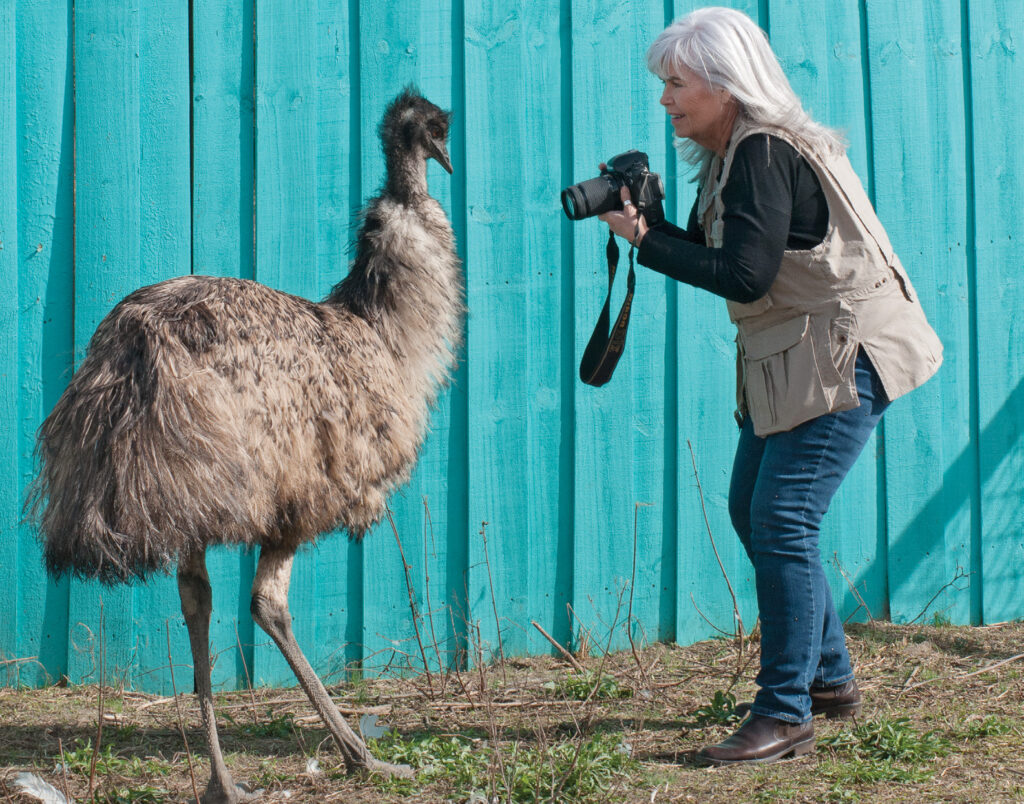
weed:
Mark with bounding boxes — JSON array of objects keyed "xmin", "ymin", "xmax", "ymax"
[
  {"xmin": 822, "ymin": 755, "xmax": 935, "ymax": 786},
  {"xmin": 367, "ymin": 730, "xmax": 635, "ymax": 802},
  {"xmin": 819, "ymin": 716, "xmax": 949, "ymax": 764},
  {"xmin": 92, "ymin": 785, "xmax": 169, "ymax": 803},
  {"xmin": 958, "ymin": 715, "xmax": 1015, "ymax": 740},
  {"xmin": 754, "ymin": 783, "xmax": 800, "ymax": 802},
  {"xmin": 225, "ymin": 709, "xmax": 297, "ymax": 739},
  {"xmin": 546, "ymin": 670, "xmax": 632, "ymax": 701},
  {"xmin": 931, "ymin": 612, "xmax": 953, "ymax": 628},
  {"xmin": 818, "ymin": 716, "xmax": 949, "ymax": 792},
  {"xmin": 61, "ymin": 740, "xmax": 172, "ymax": 778},
  {"xmin": 251, "ymin": 757, "xmax": 294, "ymax": 788},
  {"xmin": 690, "ymin": 690, "xmax": 741, "ymax": 726}
]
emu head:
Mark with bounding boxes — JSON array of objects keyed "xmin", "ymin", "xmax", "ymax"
[{"xmin": 379, "ymin": 86, "xmax": 453, "ymax": 174}]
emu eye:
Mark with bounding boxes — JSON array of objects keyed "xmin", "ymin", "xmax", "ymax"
[{"xmin": 428, "ymin": 124, "xmax": 444, "ymax": 139}]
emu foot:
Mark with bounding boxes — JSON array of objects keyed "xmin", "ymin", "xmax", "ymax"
[
  {"xmin": 363, "ymin": 757, "xmax": 415, "ymax": 779},
  {"xmin": 201, "ymin": 781, "xmax": 261, "ymax": 804}
]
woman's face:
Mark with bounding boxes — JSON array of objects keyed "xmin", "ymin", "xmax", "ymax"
[{"xmin": 659, "ymin": 65, "xmax": 736, "ymax": 153}]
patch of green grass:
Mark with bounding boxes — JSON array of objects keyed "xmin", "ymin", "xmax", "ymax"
[
  {"xmin": 754, "ymin": 783, "xmax": 800, "ymax": 802},
  {"xmin": 819, "ymin": 716, "xmax": 949, "ymax": 764},
  {"xmin": 545, "ymin": 670, "xmax": 632, "ymax": 701},
  {"xmin": 367, "ymin": 730, "xmax": 635, "ymax": 802},
  {"xmin": 819, "ymin": 716, "xmax": 949, "ymax": 795},
  {"xmin": 91, "ymin": 785, "xmax": 169, "ymax": 803},
  {"xmin": 956, "ymin": 715, "xmax": 1015, "ymax": 740},
  {"xmin": 930, "ymin": 611, "xmax": 953, "ymax": 628},
  {"xmin": 225, "ymin": 709, "xmax": 298, "ymax": 739},
  {"xmin": 251, "ymin": 757, "xmax": 294, "ymax": 788},
  {"xmin": 690, "ymin": 690, "xmax": 741, "ymax": 727},
  {"xmin": 60, "ymin": 740, "xmax": 173, "ymax": 778}
]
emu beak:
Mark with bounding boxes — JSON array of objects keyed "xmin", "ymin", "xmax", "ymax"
[{"xmin": 428, "ymin": 139, "xmax": 453, "ymax": 174}]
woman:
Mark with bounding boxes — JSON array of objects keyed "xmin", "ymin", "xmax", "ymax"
[{"xmin": 599, "ymin": 7, "xmax": 942, "ymax": 766}]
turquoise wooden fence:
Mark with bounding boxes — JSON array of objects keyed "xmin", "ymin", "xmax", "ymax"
[{"xmin": 1, "ymin": 0, "xmax": 1021, "ymax": 693}]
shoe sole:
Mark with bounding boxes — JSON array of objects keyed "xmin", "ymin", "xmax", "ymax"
[
  {"xmin": 698, "ymin": 736, "xmax": 816, "ymax": 767},
  {"xmin": 817, "ymin": 702, "xmax": 862, "ymax": 720}
]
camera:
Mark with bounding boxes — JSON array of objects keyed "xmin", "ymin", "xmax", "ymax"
[{"xmin": 561, "ymin": 150, "xmax": 665, "ymax": 226}]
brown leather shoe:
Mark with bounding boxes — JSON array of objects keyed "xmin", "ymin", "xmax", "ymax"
[
  {"xmin": 697, "ymin": 715, "xmax": 815, "ymax": 766},
  {"xmin": 734, "ymin": 679, "xmax": 863, "ymax": 721},
  {"xmin": 810, "ymin": 678, "xmax": 862, "ymax": 719}
]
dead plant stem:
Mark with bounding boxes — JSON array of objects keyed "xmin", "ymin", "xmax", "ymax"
[
  {"xmin": 833, "ymin": 551, "xmax": 875, "ymax": 623},
  {"xmin": 87, "ymin": 598, "xmax": 105, "ymax": 799},
  {"xmin": 387, "ymin": 506, "xmax": 435, "ymax": 697},
  {"xmin": 234, "ymin": 620, "xmax": 259, "ymax": 723},
  {"xmin": 57, "ymin": 737, "xmax": 71, "ymax": 803},
  {"xmin": 531, "ymin": 620, "xmax": 584, "ymax": 672},
  {"xmin": 422, "ymin": 497, "xmax": 446, "ymax": 694},
  {"xmin": 447, "ymin": 604, "xmax": 474, "ymax": 706},
  {"xmin": 166, "ymin": 620, "xmax": 202, "ymax": 804},
  {"xmin": 628, "ymin": 502, "xmax": 654, "ymax": 684},
  {"xmin": 479, "ymin": 521, "xmax": 508, "ymax": 683},
  {"xmin": 687, "ymin": 440, "xmax": 745, "ymax": 659},
  {"xmin": 908, "ymin": 566, "xmax": 971, "ymax": 625}
]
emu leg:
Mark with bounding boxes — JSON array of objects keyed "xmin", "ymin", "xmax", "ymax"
[
  {"xmin": 178, "ymin": 549, "xmax": 257, "ymax": 804},
  {"xmin": 250, "ymin": 547, "xmax": 412, "ymax": 778}
]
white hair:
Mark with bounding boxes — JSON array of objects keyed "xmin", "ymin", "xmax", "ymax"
[{"xmin": 647, "ymin": 6, "xmax": 844, "ymax": 183}]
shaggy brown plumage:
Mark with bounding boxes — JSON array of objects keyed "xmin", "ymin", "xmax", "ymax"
[{"xmin": 29, "ymin": 87, "xmax": 462, "ymax": 803}]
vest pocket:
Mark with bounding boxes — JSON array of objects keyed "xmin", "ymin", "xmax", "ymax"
[{"xmin": 741, "ymin": 311, "xmax": 858, "ymax": 436}]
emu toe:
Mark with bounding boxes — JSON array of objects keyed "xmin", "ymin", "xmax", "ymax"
[
  {"xmin": 201, "ymin": 781, "xmax": 260, "ymax": 804},
  {"xmin": 365, "ymin": 758, "xmax": 415, "ymax": 779}
]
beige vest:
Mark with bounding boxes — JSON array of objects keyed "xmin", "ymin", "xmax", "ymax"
[{"xmin": 699, "ymin": 122, "xmax": 943, "ymax": 436}]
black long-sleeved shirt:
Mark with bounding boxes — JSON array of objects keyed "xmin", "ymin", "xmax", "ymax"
[{"xmin": 636, "ymin": 134, "xmax": 829, "ymax": 303}]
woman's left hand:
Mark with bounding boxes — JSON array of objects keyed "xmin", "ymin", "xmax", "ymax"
[{"xmin": 598, "ymin": 185, "xmax": 650, "ymax": 246}]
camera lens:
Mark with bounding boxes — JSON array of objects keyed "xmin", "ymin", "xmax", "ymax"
[
  {"xmin": 561, "ymin": 187, "xmax": 585, "ymax": 220},
  {"xmin": 560, "ymin": 175, "xmax": 620, "ymax": 220}
]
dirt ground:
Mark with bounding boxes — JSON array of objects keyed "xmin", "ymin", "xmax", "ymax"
[{"xmin": 2, "ymin": 620, "xmax": 1023, "ymax": 803}]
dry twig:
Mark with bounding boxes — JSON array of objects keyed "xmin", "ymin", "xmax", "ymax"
[
  {"xmin": 531, "ymin": 620, "xmax": 584, "ymax": 672},
  {"xmin": 166, "ymin": 620, "xmax": 202, "ymax": 804},
  {"xmin": 627, "ymin": 502, "xmax": 654, "ymax": 683},
  {"xmin": 479, "ymin": 521, "xmax": 508, "ymax": 682},
  {"xmin": 387, "ymin": 505, "xmax": 434, "ymax": 697},
  {"xmin": 87, "ymin": 600, "xmax": 105, "ymax": 800},
  {"xmin": 686, "ymin": 440, "xmax": 745, "ymax": 656}
]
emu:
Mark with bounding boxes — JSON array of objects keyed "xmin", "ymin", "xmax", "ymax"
[{"xmin": 30, "ymin": 88, "xmax": 462, "ymax": 803}]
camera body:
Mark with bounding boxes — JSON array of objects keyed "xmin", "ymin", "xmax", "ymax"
[{"xmin": 561, "ymin": 150, "xmax": 665, "ymax": 226}]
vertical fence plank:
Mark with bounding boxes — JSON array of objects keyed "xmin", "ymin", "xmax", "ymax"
[
  {"xmin": 767, "ymin": 0, "xmax": 886, "ymax": 623},
  {"xmin": 12, "ymin": 0, "xmax": 75, "ymax": 688},
  {"xmin": 462, "ymin": 0, "xmax": 564, "ymax": 660},
  {"xmin": 670, "ymin": 0, "xmax": 761, "ymax": 651},
  {"xmin": 69, "ymin": 0, "xmax": 145, "ymax": 684},
  {"xmin": 308, "ymin": 0, "xmax": 361, "ymax": 686},
  {"xmin": 192, "ymin": 0, "xmax": 259, "ymax": 691},
  {"xmin": 867, "ymin": 1, "xmax": 974, "ymax": 624},
  {"xmin": 0, "ymin": 0, "xmax": 19, "ymax": 681},
  {"xmin": 129, "ymin": 0, "xmax": 194, "ymax": 695},
  {"xmin": 356, "ymin": 0, "xmax": 460, "ymax": 678},
  {"xmin": 569, "ymin": 0, "xmax": 670, "ymax": 655},
  {"xmin": 969, "ymin": 0, "xmax": 1024, "ymax": 624},
  {"xmin": 252, "ymin": 0, "xmax": 322, "ymax": 686}
]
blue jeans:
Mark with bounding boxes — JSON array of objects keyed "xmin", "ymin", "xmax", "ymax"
[{"xmin": 728, "ymin": 348, "xmax": 889, "ymax": 723}]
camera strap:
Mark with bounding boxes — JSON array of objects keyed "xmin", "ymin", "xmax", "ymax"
[{"xmin": 579, "ymin": 231, "xmax": 636, "ymax": 387}]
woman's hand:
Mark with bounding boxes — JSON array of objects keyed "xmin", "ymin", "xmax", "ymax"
[{"xmin": 598, "ymin": 184, "xmax": 650, "ymax": 247}]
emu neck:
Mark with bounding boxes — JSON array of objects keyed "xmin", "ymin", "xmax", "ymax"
[{"xmin": 384, "ymin": 151, "xmax": 430, "ymax": 206}]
